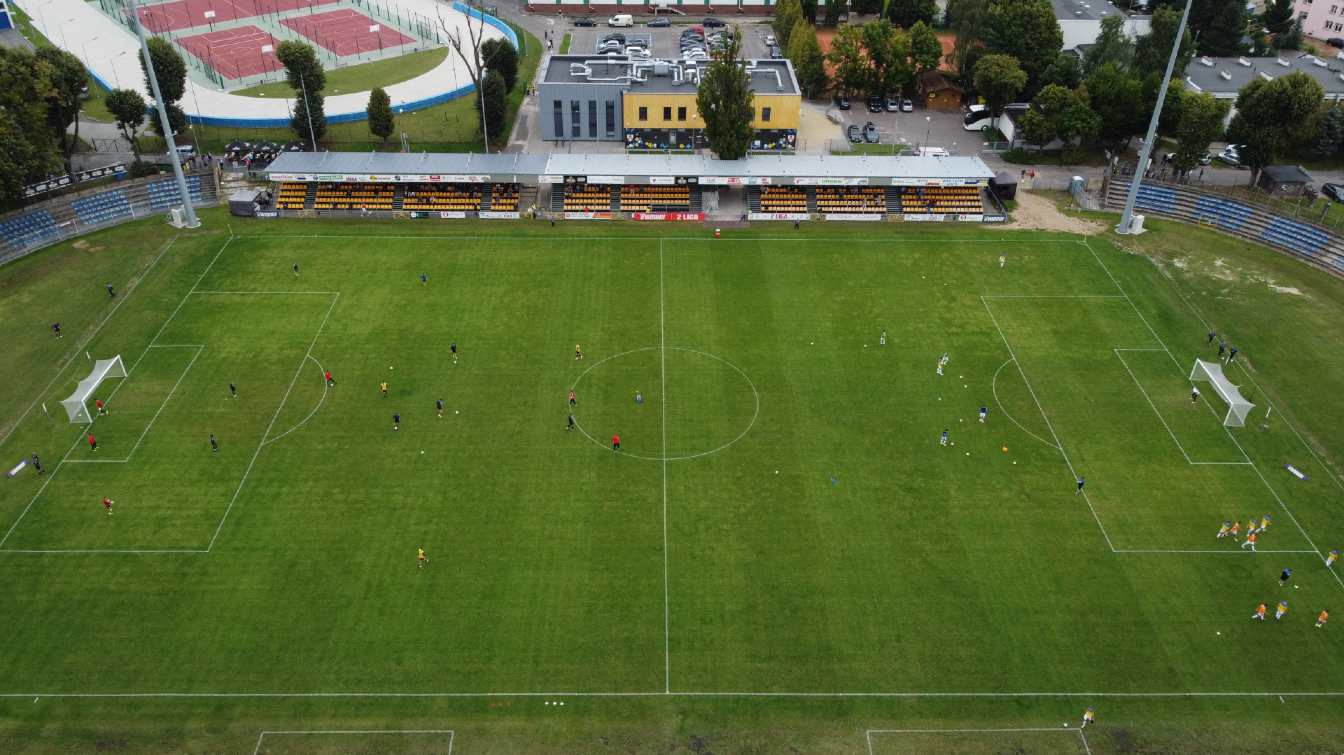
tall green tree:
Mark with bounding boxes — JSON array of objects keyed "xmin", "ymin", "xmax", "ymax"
[
  {"xmin": 947, "ymin": 0, "xmax": 987, "ymax": 76},
  {"xmin": 1085, "ymin": 63, "xmax": 1145, "ymax": 152},
  {"xmin": 141, "ymin": 37, "xmax": 186, "ymax": 105},
  {"xmin": 695, "ymin": 30, "xmax": 754, "ymax": 159},
  {"xmin": 824, "ymin": 0, "xmax": 842, "ymax": 26},
  {"xmin": 478, "ymin": 69, "xmax": 507, "ymax": 146},
  {"xmin": 787, "ymin": 20, "xmax": 828, "ymax": 98},
  {"xmin": 1083, "ymin": 15, "xmax": 1132, "ymax": 73},
  {"xmin": 106, "ymin": 88, "xmax": 147, "ymax": 159},
  {"xmin": 276, "ymin": 41, "xmax": 327, "ymax": 145},
  {"xmin": 0, "ymin": 112, "xmax": 43, "ymax": 205},
  {"xmin": 36, "ymin": 48, "xmax": 86, "ymax": 168},
  {"xmin": 862, "ymin": 20, "xmax": 912, "ymax": 96},
  {"xmin": 1133, "ymin": 6, "xmax": 1195, "ymax": 74},
  {"xmin": 908, "ymin": 21, "xmax": 942, "ymax": 75},
  {"xmin": 1040, "ymin": 53, "xmax": 1081, "ymax": 89},
  {"xmin": 981, "ymin": 0, "xmax": 1062, "ymax": 94},
  {"xmin": 773, "ymin": 0, "xmax": 804, "ymax": 50},
  {"xmin": 1173, "ymin": 91, "xmax": 1229, "ymax": 173},
  {"xmin": 1313, "ymin": 104, "xmax": 1344, "ymax": 158},
  {"xmin": 972, "ymin": 53, "xmax": 1027, "ymax": 126},
  {"xmin": 366, "ymin": 87, "xmax": 395, "ymax": 144},
  {"xmin": 801, "ymin": 0, "xmax": 818, "ymax": 24},
  {"xmin": 884, "ymin": 0, "xmax": 937, "ymax": 27},
  {"xmin": 1018, "ymin": 108, "xmax": 1053, "ymax": 150},
  {"xmin": 1201, "ymin": 0, "xmax": 1248, "ymax": 56},
  {"xmin": 1226, "ymin": 71, "xmax": 1323, "ymax": 183},
  {"xmin": 826, "ymin": 23, "xmax": 869, "ymax": 96},
  {"xmin": 0, "ymin": 49, "xmax": 60, "ymax": 179},
  {"xmin": 1263, "ymin": 0, "xmax": 1294, "ymax": 34},
  {"xmin": 480, "ymin": 38, "xmax": 519, "ymax": 92}
]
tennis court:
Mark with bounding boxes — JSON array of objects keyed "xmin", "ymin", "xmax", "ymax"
[
  {"xmin": 279, "ymin": 8, "xmax": 414, "ymax": 56},
  {"xmin": 135, "ymin": 0, "xmax": 339, "ymax": 33},
  {"xmin": 177, "ymin": 26, "xmax": 283, "ymax": 80}
]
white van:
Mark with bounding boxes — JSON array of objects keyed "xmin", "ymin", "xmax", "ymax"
[
  {"xmin": 607, "ymin": 14, "xmax": 633, "ymax": 27},
  {"xmin": 915, "ymin": 146, "xmax": 950, "ymax": 157}
]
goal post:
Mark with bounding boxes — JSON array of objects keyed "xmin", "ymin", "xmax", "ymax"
[
  {"xmin": 1189, "ymin": 358, "xmax": 1254, "ymax": 427},
  {"xmin": 60, "ymin": 355, "xmax": 127, "ymax": 423}
]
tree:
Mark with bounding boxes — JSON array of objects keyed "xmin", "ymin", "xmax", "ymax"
[
  {"xmin": 480, "ymin": 38, "xmax": 519, "ymax": 93},
  {"xmin": 1083, "ymin": 15, "xmax": 1132, "ymax": 73},
  {"xmin": 972, "ymin": 53, "xmax": 1027, "ymax": 126},
  {"xmin": 1201, "ymin": 0, "xmax": 1248, "ymax": 56},
  {"xmin": 908, "ymin": 21, "xmax": 942, "ymax": 75},
  {"xmin": 824, "ymin": 0, "xmax": 842, "ymax": 26},
  {"xmin": 1313, "ymin": 104, "xmax": 1344, "ymax": 158},
  {"xmin": 0, "ymin": 112, "xmax": 42, "ymax": 205},
  {"xmin": 276, "ymin": 41, "xmax": 327, "ymax": 145},
  {"xmin": 1040, "ymin": 53, "xmax": 1081, "ymax": 89},
  {"xmin": 1085, "ymin": 63, "xmax": 1144, "ymax": 152},
  {"xmin": 1134, "ymin": 6, "xmax": 1195, "ymax": 75},
  {"xmin": 1227, "ymin": 72, "xmax": 1323, "ymax": 182},
  {"xmin": 696, "ymin": 30, "xmax": 754, "ymax": 159},
  {"xmin": 773, "ymin": 0, "xmax": 804, "ymax": 51},
  {"xmin": 862, "ymin": 20, "xmax": 911, "ymax": 96},
  {"xmin": 801, "ymin": 0, "xmax": 818, "ymax": 24},
  {"xmin": 36, "ymin": 48, "xmax": 86, "ymax": 168},
  {"xmin": 827, "ymin": 23, "xmax": 869, "ymax": 96},
  {"xmin": 366, "ymin": 87, "xmax": 395, "ymax": 144},
  {"xmin": 787, "ymin": 20, "xmax": 828, "ymax": 98},
  {"xmin": 1018, "ymin": 108, "xmax": 1053, "ymax": 150},
  {"xmin": 0, "ymin": 50, "xmax": 59, "ymax": 203},
  {"xmin": 1263, "ymin": 0, "xmax": 1294, "ymax": 34},
  {"xmin": 478, "ymin": 70, "xmax": 507, "ymax": 146},
  {"xmin": 981, "ymin": 0, "xmax": 1062, "ymax": 94},
  {"xmin": 436, "ymin": 0, "xmax": 490, "ymax": 142},
  {"xmin": 140, "ymin": 37, "xmax": 186, "ymax": 105},
  {"xmin": 1173, "ymin": 91, "xmax": 1229, "ymax": 173},
  {"xmin": 947, "ymin": 0, "xmax": 987, "ymax": 76},
  {"xmin": 106, "ymin": 88, "xmax": 147, "ymax": 159},
  {"xmin": 885, "ymin": 0, "xmax": 937, "ymax": 27},
  {"xmin": 1275, "ymin": 20, "xmax": 1303, "ymax": 50}
]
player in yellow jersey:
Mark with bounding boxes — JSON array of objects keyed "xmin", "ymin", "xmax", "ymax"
[
  {"xmin": 1081, "ymin": 707, "xmax": 1095, "ymax": 728},
  {"xmin": 1275, "ymin": 600, "xmax": 1288, "ymax": 620},
  {"xmin": 1217, "ymin": 521, "xmax": 1231, "ymax": 539},
  {"xmin": 1326, "ymin": 549, "xmax": 1339, "ymax": 568},
  {"xmin": 417, "ymin": 547, "xmax": 427, "ymax": 569},
  {"xmin": 1260, "ymin": 514, "xmax": 1272, "ymax": 532}
]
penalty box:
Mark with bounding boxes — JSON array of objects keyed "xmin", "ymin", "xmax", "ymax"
[
  {"xmin": 986, "ymin": 297, "xmax": 1312, "ymax": 552},
  {"xmin": 1, "ymin": 293, "xmax": 336, "ymax": 553}
]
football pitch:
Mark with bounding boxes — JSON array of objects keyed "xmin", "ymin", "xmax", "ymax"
[{"xmin": 1, "ymin": 209, "xmax": 1343, "ymax": 753}]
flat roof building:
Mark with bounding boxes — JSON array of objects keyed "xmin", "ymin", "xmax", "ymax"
[
  {"xmin": 1053, "ymin": 0, "xmax": 1150, "ymax": 51},
  {"xmin": 1184, "ymin": 53, "xmax": 1344, "ymax": 102}
]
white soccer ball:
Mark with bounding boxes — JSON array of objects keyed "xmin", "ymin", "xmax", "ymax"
[
  {"xmin": 420, "ymin": 450, "xmax": 424, "ymax": 455},
  {"xmin": 1216, "ymin": 631, "xmax": 1221, "ymax": 635},
  {"xmin": 390, "ymin": 366, "xmax": 395, "ymax": 370},
  {"xmin": 455, "ymin": 410, "xmax": 459, "ymax": 415}
]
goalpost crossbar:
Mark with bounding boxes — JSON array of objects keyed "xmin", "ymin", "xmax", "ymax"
[
  {"xmin": 60, "ymin": 356, "xmax": 127, "ymax": 423},
  {"xmin": 1189, "ymin": 358, "xmax": 1254, "ymax": 427}
]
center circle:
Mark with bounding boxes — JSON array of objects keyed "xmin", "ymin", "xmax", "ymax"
[{"xmin": 570, "ymin": 347, "xmax": 759, "ymax": 461}]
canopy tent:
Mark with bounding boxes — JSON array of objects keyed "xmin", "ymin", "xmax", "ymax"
[
  {"xmin": 60, "ymin": 356, "xmax": 126, "ymax": 423},
  {"xmin": 1189, "ymin": 359, "xmax": 1254, "ymax": 427}
]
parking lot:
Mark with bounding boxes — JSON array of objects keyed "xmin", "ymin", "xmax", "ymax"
[
  {"xmin": 831, "ymin": 106, "xmax": 985, "ymax": 155},
  {"xmin": 567, "ymin": 18, "xmax": 776, "ymax": 60}
]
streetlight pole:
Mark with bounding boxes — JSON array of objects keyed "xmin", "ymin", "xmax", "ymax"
[
  {"xmin": 298, "ymin": 72, "xmax": 318, "ymax": 149},
  {"xmin": 478, "ymin": 65, "xmax": 489, "ymax": 154},
  {"xmin": 1116, "ymin": 0, "xmax": 1193, "ymax": 234},
  {"xmin": 129, "ymin": 0, "xmax": 200, "ymax": 228}
]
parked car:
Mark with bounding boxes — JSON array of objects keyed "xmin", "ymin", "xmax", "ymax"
[
  {"xmin": 602, "ymin": 32, "xmax": 626, "ymax": 43},
  {"xmin": 648, "ymin": 16, "xmax": 670, "ymax": 26},
  {"xmin": 764, "ymin": 34, "xmax": 776, "ymax": 46},
  {"xmin": 915, "ymin": 146, "xmax": 950, "ymax": 157},
  {"xmin": 847, "ymin": 124, "xmax": 862, "ymax": 143},
  {"xmin": 835, "ymin": 94, "xmax": 851, "ymax": 110},
  {"xmin": 1330, "ymin": 37, "xmax": 1344, "ymax": 48},
  {"xmin": 703, "ymin": 16, "xmax": 726, "ymax": 26},
  {"xmin": 769, "ymin": 45, "xmax": 783, "ymax": 58},
  {"xmin": 885, "ymin": 96, "xmax": 900, "ymax": 112},
  {"xmin": 866, "ymin": 96, "xmax": 884, "ymax": 113},
  {"xmin": 1323, "ymin": 182, "xmax": 1344, "ymax": 202},
  {"xmin": 574, "ymin": 18, "xmax": 596, "ymax": 26},
  {"xmin": 863, "ymin": 122, "xmax": 879, "ymax": 143},
  {"xmin": 607, "ymin": 14, "xmax": 633, "ymax": 27},
  {"xmin": 900, "ymin": 98, "xmax": 913, "ymax": 112},
  {"xmin": 1216, "ymin": 144, "xmax": 1246, "ymax": 167}
]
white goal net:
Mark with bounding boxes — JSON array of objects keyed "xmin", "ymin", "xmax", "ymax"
[
  {"xmin": 1189, "ymin": 358, "xmax": 1254, "ymax": 427},
  {"xmin": 60, "ymin": 355, "xmax": 127, "ymax": 423}
]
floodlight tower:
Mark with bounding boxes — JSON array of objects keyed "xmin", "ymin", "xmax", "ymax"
[{"xmin": 127, "ymin": 0, "xmax": 201, "ymax": 228}]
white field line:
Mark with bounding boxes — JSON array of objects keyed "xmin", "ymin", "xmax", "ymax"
[
  {"xmin": 1112, "ymin": 349, "xmax": 1247, "ymax": 466},
  {"xmin": 981, "ymin": 294, "xmax": 1125, "ymax": 299},
  {"xmin": 1083, "ymin": 240, "xmax": 1337, "ymax": 578},
  {"xmin": 7, "ymin": 690, "xmax": 1344, "ymax": 699},
  {"xmin": 0, "ymin": 234, "xmax": 180, "ymax": 451},
  {"xmin": 1113, "ymin": 548, "xmax": 1319, "ymax": 554},
  {"xmin": 260, "ymin": 355, "xmax": 328, "ymax": 447},
  {"xmin": 193, "ymin": 291, "xmax": 337, "ymax": 295},
  {"xmin": 4, "ymin": 548, "xmax": 207, "ymax": 554},
  {"xmin": 866, "ymin": 728, "xmax": 1088, "ymax": 755},
  {"xmin": 143, "ymin": 237, "xmax": 234, "ymax": 348},
  {"xmin": 981, "ymin": 296, "xmax": 1116, "ymax": 552},
  {"xmin": 659, "ymin": 238, "xmax": 671, "ymax": 695},
  {"xmin": 206, "ymin": 293, "xmax": 340, "ymax": 551},
  {"xmin": 253, "ymin": 729, "xmax": 453, "ymax": 755},
  {"xmin": 990, "ymin": 358, "xmax": 1060, "ymax": 451},
  {"xmin": 231, "ymin": 234, "xmax": 1076, "ymax": 244}
]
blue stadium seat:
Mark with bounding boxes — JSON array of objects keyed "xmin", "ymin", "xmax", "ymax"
[
  {"xmin": 1132, "ymin": 184, "xmax": 1178, "ymax": 214},
  {"xmin": 146, "ymin": 176, "xmax": 204, "ymax": 210},
  {"xmin": 0, "ymin": 210, "xmax": 60, "ymax": 247},
  {"xmin": 1193, "ymin": 196, "xmax": 1253, "ymax": 232},
  {"xmin": 1259, "ymin": 217, "xmax": 1330, "ymax": 257},
  {"xmin": 71, "ymin": 189, "xmax": 133, "ymax": 225}
]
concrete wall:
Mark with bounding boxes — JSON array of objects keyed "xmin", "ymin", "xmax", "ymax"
[
  {"xmin": 539, "ymin": 81, "xmax": 626, "ymax": 141},
  {"xmin": 1059, "ymin": 17, "xmax": 1151, "ymax": 51}
]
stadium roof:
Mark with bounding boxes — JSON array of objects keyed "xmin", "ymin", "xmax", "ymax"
[
  {"xmin": 540, "ymin": 154, "xmax": 994, "ymax": 181},
  {"xmin": 264, "ymin": 152, "xmax": 550, "ymax": 179},
  {"xmin": 1184, "ymin": 54, "xmax": 1344, "ymax": 98},
  {"xmin": 1051, "ymin": 0, "xmax": 1144, "ymax": 21}
]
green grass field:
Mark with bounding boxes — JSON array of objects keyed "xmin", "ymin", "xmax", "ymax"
[{"xmin": 1, "ymin": 209, "xmax": 1343, "ymax": 753}]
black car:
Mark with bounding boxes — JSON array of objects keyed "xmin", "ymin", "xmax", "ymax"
[
  {"xmin": 847, "ymin": 124, "xmax": 862, "ymax": 143},
  {"xmin": 574, "ymin": 18, "xmax": 596, "ymax": 26},
  {"xmin": 702, "ymin": 16, "xmax": 726, "ymax": 27},
  {"xmin": 863, "ymin": 122, "xmax": 880, "ymax": 143},
  {"xmin": 835, "ymin": 94, "xmax": 851, "ymax": 110},
  {"xmin": 1323, "ymin": 183, "xmax": 1344, "ymax": 202},
  {"xmin": 866, "ymin": 96, "xmax": 884, "ymax": 113},
  {"xmin": 648, "ymin": 16, "xmax": 670, "ymax": 26},
  {"xmin": 1331, "ymin": 37, "xmax": 1344, "ymax": 48}
]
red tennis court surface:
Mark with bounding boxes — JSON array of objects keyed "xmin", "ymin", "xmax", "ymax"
[
  {"xmin": 136, "ymin": 0, "xmax": 338, "ymax": 33},
  {"xmin": 280, "ymin": 8, "xmax": 414, "ymax": 56},
  {"xmin": 177, "ymin": 26, "xmax": 282, "ymax": 80}
]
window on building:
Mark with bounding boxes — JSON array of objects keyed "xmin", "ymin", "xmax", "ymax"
[
  {"xmin": 762, "ymin": 106, "xmax": 772, "ymax": 122},
  {"xmin": 571, "ymin": 100, "xmax": 580, "ymax": 137},
  {"xmin": 553, "ymin": 100, "xmax": 563, "ymax": 138},
  {"xmin": 605, "ymin": 100, "xmax": 616, "ymax": 136},
  {"xmin": 663, "ymin": 106, "xmax": 672, "ymax": 120},
  {"xmin": 589, "ymin": 100, "xmax": 597, "ymax": 138},
  {"xmin": 1331, "ymin": 4, "xmax": 1337, "ymax": 13},
  {"xmin": 677, "ymin": 106, "xmax": 687, "ymax": 121},
  {"xmin": 639, "ymin": 106, "xmax": 648, "ymax": 121}
]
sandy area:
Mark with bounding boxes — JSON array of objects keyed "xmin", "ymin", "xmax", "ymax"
[{"xmin": 1007, "ymin": 190, "xmax": 1104, "ymax": 235}]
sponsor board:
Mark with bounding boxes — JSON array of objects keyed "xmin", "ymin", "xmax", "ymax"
[
  {"xmin": 23, "ymin": 175, "xmax": 73, "ymax": 198},
  {"xmin": 438, "ymin": 211, "xmax": 468, "ymax": 219},
  {"xmin": 824, "ymin": 213, "xmax": 885, "ymax": 221},
  {"xmin": 77, "ymin": 164, "xmax": 127, "ymax": 182},
  {"xmin": 255, "ymin": 211, "xmax": 279, "ymax": 218},
  {"xmin": 700, "ymin": 176, "xmax": 772, "ymax": 186},
  {"xmin": 479, "ymin": 211, "xmax": 521, "ymax": 219},
  {"xmin": 903, "ymin": 213, "xmax": 947, "ymax": 222},
  {"xmin": 983, "ymin": 214, "xmax": 1008, "ymax": 223},
  {"xmin": 587, "ymin": 175, "xmax": 625, "ymax": 185},
  {"xmin": 631, "ymin": 212, "xmax": 705, "ymax": 221},
  {"xmin": 891, "ymin": 178, "xmax": 988, "ymax": 187},
  {"xmin": 793, "ymin": 177, "xmax": 869, "ymax": 186},
  {"xmin": 955, "ymin": 214, "xmax": 984, "ymax": 222},
  {"xmin": 648, "ymin": 176, "xmax": 675, "ymax": 185},
  {"xmin": 747, "ymin": 212, "xmax": 809, "ymax": 221},
  {"xmin": 539, "ymin": 175, "xmax": 564, "ymax": 184},
  {"xmin": 564, "ymin": 211, "xmax": 613, "ymax": 220}
]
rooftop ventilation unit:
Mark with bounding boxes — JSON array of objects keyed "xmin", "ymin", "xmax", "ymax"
[
  {"xmin": 1237, "ymin": 56, "xmax": 1251, "ymax": 66},
  {"xmin": 1314, "ymin": 56, "xmax": 1328, "ymax": 67},
  {"xmin": 1199, "ymin": 56, "xmax": 1214, "ymax": 66},
  {"xmin": 1219, "ymin": 70, "xmax": 1231, "ymax": 80},
  {"xmin": 1276, "ymin": 57, "xmax": 1290, "ymax": 67}
]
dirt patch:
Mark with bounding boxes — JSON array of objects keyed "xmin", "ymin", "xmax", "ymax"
[
  {"xmin": 1006, "ymin": 190, "xmax": 1103, "ymax": 235},
  {"xmin": 72, "ymin": 239, "xmax": 105, "ymax": 253}
]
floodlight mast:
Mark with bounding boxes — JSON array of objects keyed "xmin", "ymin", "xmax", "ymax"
[
  {"xmin": 1115, "ymin": 0, "xmax": 1192, "ymax": 234},
  {"xmin": 128, "ymin": 0, "xmax": 201, "ymax": 228}
]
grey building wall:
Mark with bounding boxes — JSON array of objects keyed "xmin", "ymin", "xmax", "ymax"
[{"xmin": 538, "ymin": 81, "xmax": 625, "ymax": 142}]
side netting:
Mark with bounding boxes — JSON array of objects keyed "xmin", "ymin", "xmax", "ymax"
[
  {"xmin": 1189, "ymin": 358, "xmax": 1254, "ymax": 427},
  {"xmin": 61, "ymin": 356, "xmax": 127, "ymax": 423}
]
